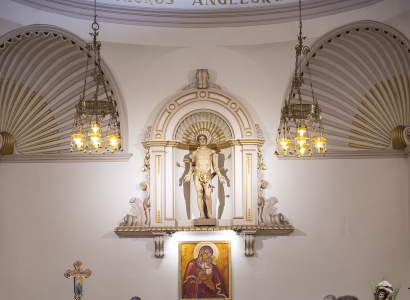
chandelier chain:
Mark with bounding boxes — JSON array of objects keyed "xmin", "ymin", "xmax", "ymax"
[
  {"xmin": 71, "ymin": 0, "xmax": 122, "ymax": 154},
  {"xmin": 275, "ymin": 0, "xmax": 326, "ymax": 158}
]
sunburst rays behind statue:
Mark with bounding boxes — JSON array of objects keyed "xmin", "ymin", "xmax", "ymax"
[{"xmin": 175, "ymin": 112, "xmax": 233, "ymax": 149}]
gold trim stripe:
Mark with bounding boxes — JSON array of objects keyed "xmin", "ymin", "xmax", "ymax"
[
  {"xmin": 0, "ymin": 79, "xmax": 10, "ymax": 129},
  {"xmin": 18, "ymin": 115, "xmax": 54, "ymax": 141},
  {"xmin": 352, "ymin": 121, "xmax": 386, "ymax": 141},
  {"xmin": 246, "ymin": 153, "xmax": 252, "ymax": 222},
  {"xmin": 15, "ymin": 102, "xmax": 48, "ymax": 139},
  {"xmin": 155, "ymin": 155, "xmax": 162, "ymax": 223},
  {"xmin": 2, "ymin": 81, "xmax": 16, "ymax": 129},
  {"xmin": 16, "ymin": 130, "xmax": 59, "ymax": 147},
  {"xmin": 6, "ymin": 87, "xmax": 30, "ymax": 133},
  {"xmin": 348, "ymin": 143, "xmax": 385, "ymax": 150},
  {"xmin": 5, "ymin": 83, "xmax": 22, "ymax": 131},
  {"xmin": 349, "ymin": 129, "xmax": 389, "ymax": 144},
  {"xmin": 348, "ymin": 136, "xmax": 387, "ymax": 147},
  {"xmin": 16, "ymin": 137, "xmax": 59, "ymax": 150},
  {"xmin": 12, "ymin": 95, "xmax": 41, "ymax": 137},
  {"xmin": 114, "ymin": 225, "xmax": 295, "ymax": 233}
]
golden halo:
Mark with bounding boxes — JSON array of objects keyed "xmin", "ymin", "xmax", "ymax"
[{"xmin": 193, "ymin": 242, "xmax": 219, "ymax": 260}]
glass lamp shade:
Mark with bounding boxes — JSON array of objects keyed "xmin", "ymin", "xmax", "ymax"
[
  {"xmin": 314, "ymin": 136, "xmax": 326, "ymax": 154},
  {"xmin": 71, "ymin": 133, "xmax": 85, "ymax": 151},
  {"xmin": 89, "ymin": 122, "xmax": 102, "ymax": 152}
]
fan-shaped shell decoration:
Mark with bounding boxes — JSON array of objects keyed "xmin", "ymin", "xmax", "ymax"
[
  {"xmin": 299, "ymin": 22, "xmax": 410, "ymax": 154},
  {"xmin": 0, "ymin": 28, "xmax": 119, "ymax": 155},
  {"xmin": 175, "ymin": 112, "xmax": 232, "ymax": 148}
]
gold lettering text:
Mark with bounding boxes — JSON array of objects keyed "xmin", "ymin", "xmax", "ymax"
[
  {"xmin": 166, "ymin": 0, "xmax": 174, "ymax": 3},
  {"xmin": 192, "ymin": 0, "xmax": 204, "ymax": 4},
  {"xmin": 207, "ymin": 0, "xmax": 216, "ymax": 4},
  {"xmin": 134, "ymin": 0, "xmax": 142, "ymax": 2},
  {"xmin": 218, "ymin": 0, "xmax": 227, "ymax": 4},
  {"xmin": 155, "ymin": 0, "xmax": 164, "ymax": 3},
  {"xmin": 145, "ymin": 0, "xmax": 154, "ymax": 6},
  {"xmin": 230, "ymin": 0, "xmax": 238, "ymax": 4},
  {"xmin": 251, "ymin": 0, "xmax": 258, "ymax": 3},
  {"xmin": 240, "ymin": 0, "xmax": 249, "ymax": 3}
]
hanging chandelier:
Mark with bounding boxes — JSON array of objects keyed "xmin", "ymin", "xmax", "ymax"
[
  {"xmin": 275, "ymin": 0, "xmax": 326, "ymax": 158},
  {"xmin": 71, "ymin": 0, "xmax": 122, "ymax": 154}
]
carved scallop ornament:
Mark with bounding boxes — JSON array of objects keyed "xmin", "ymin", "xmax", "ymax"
[
  {"xmin": 291, "ymin": 21, "xmax": 410, "ymax": 158},
  {"xmin": 0, "ymin": 26, "xmax": 130, "ymax": 161},
  {"xmin": 174, "ymin": 112, "xmax": 233, "ymax": 150}
]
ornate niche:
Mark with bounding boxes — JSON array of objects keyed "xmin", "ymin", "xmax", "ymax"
[{"xmin": 115, "ymin": 70, "xmax": 293, "ymax": 257}]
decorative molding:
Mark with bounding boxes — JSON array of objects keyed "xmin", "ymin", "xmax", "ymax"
[
  {"xmin": 155, "ymin": 155, "xmax": 163, "ymax": 224},
  {"xmin": 0, "ymin": 131, "xmax": 15, "ymax": 155},
  {"xmin": 0, "ymin": 152, "xmax": 132, "ymax": 162},
  {"xmin": 245, "ymin": 153, "xmax": 253, "ymax": 222},
  {"xmin": 11, "ymin": 0, "xmax": 383, "ymax": 28},
  {"xmin": 115, "ymin": 225, "xmax": 294, "ymax": 234},
  {"xmin": 0, "ymin": 25, "xmax": 129, "ymax": 159},
  {"xmin": 151, "ymin": 85, "xmax": 256, "ymax": 141},
  {"xmin": 277, "ymin": 149, "xmax": 410, "ymax": 159}
]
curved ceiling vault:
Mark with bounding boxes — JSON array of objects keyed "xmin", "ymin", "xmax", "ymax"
[
  {"xmin": 295, "ymin": 21, "xmax": 410, "ymax": 158},
  {"xmin": 0, "ymin": 25, "xmax": 129, "ymax": 159},
  {"xmin": 11, "ymin": 0, "xmax": 383, "ymax": 28}
]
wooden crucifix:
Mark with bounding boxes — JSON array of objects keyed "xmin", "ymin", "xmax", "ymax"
[{"xmin": 64, "ymin": 261, "xmax": 92, "ymax": 300}]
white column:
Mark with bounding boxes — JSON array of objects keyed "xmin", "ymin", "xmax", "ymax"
[
  {"xmin": 242, "ymin": 144, "xmax": 258, "ymax": 225},
  {"xmin": 232, "ymin": 144, "xmax": 244, "ymax": 225},
  {"xmin": 150, "ymin": 145, "xmax": 165, "ymax": 227},
  {"xmin": 164, "ymin": 145, "xmax": 176, "ymax": 226}
]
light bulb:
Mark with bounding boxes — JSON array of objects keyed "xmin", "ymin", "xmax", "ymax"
[
  {"xmin": 108, "ymin": 134, "xmax": 119, "ymax": 148},
  {"xmin": 91, "ymin": 122, "xmax": 100, "ymax": 133},
  {"xmin": 314, "ymin": 137, "xmax": 326, "ymax": 152},
  {"xmin": 72, "ymin": 133, "xmax": 85, "ymax": 150},
  {"xmin": 297, "ymin": 126, "xmax": 306, "ymax": 137},
  {"xmin": 278, "ymin": 138, "xmax": 290, "ymax": 151}
]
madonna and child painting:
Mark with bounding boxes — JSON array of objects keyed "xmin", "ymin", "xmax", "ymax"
[{"xmin": 179, "ymin": 241, "xmax": 231, "ymax": 300}]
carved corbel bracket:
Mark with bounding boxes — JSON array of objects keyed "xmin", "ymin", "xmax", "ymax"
[
  {"xmin": 153, "ymin": 232, "xmax": 166, "ymax": 258},
  {"xmin": 242, "ymin": 230, "xmax": 257, "ymax": 257}
]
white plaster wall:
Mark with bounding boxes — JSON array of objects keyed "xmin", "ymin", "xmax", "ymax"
[{"xmin": 0, "ymin": 7, "xmax": 409, "ymax": 300}]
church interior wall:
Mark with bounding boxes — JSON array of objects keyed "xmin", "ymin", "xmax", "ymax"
[{"xmin": 0, "ymin": 5, "xmax": 410, "ymax": 300}]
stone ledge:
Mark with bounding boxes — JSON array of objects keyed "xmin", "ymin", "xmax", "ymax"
[{"xmin": 114, "ymin": 225, "xmax": 294, "ymax": 237}]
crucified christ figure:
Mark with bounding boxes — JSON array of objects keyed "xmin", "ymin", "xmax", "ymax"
[{"xmin": 184, "ymin": 134, "xmax": 226, "ymax": 219}]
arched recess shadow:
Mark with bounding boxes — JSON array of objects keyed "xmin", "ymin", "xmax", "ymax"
[{"xmin": 0, "ymin": 24, "xmax": 129, "ymax": 154}]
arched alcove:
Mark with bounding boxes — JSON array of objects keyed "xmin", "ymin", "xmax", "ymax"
[
  {"xmin": 0, "ymin": 25, "xmax": 130, "ymax": 161},
  {"xmin": 143, "ymin": 86, "xmax": 264, "ymax": 227},
  {"xmin": 282, "ymin": 21, "xmax": 410, "ymax": 158}
]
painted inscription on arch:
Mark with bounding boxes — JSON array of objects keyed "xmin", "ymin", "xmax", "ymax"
[{"xmin": 114, "ymin": 0, "xmax": 282, "ymax": 8}]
